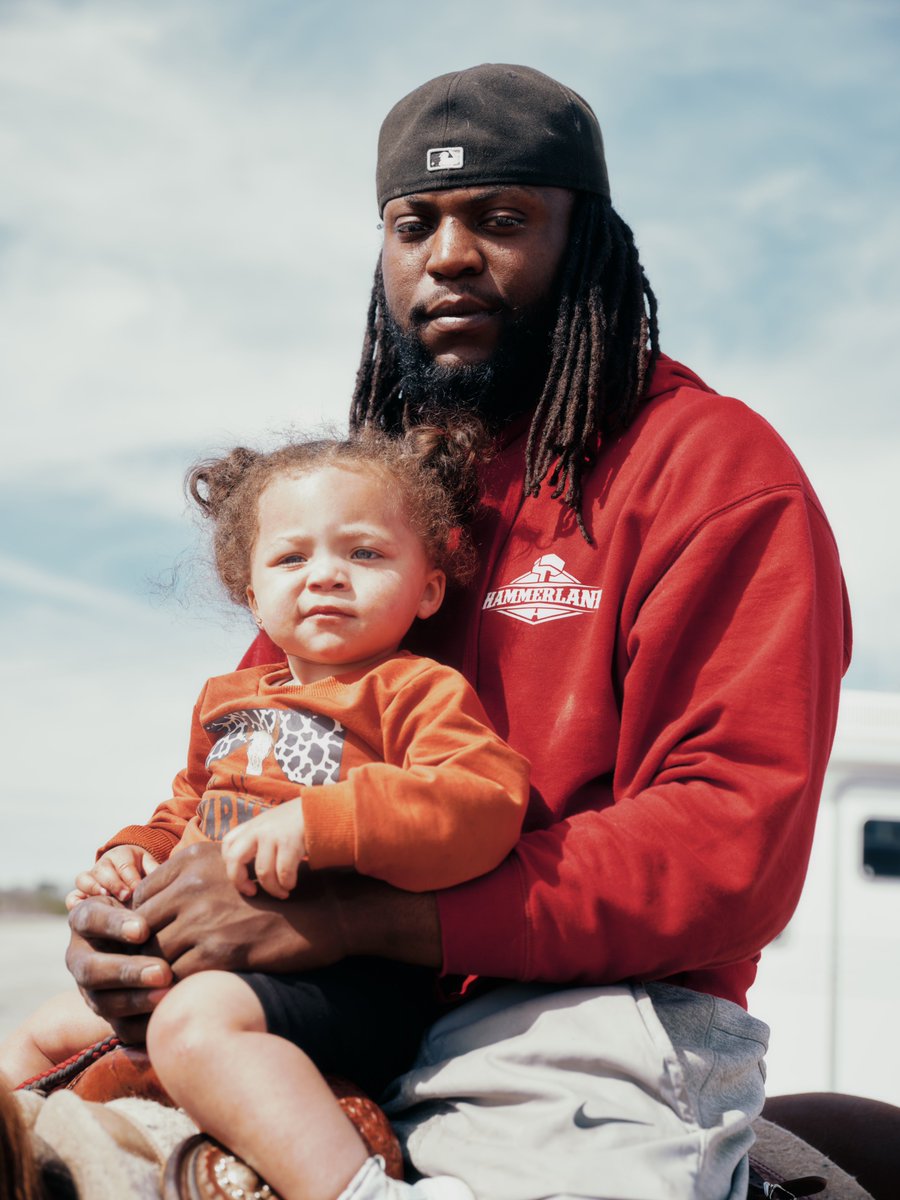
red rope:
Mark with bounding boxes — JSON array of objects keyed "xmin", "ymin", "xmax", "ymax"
[{"xmin": 17, "ymin": 1035, "xmax": 121, "ymax": 1094}]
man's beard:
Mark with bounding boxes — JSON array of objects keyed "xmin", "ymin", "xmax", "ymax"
[{"xmin": 384, "ymin": 300, "xmax": 557, "ymax": 431}]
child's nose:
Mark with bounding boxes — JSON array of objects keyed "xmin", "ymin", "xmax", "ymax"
[{"xmin": 307, "ymin": 554, "xmax": 347, "ymax": 589}]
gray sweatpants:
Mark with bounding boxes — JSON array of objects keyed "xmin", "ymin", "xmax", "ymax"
[{"xmin": 381, "ymin": 981, "xmax": 769, "ymax": 1200}]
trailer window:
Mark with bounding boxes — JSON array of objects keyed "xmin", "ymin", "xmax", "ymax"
[{"xmin": 862, "ymin": 820, "xmax": 900, "ymax": 878}]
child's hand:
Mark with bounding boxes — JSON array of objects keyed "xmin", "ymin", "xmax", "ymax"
[
  {"xmin": 221, "ymin": 800, "xmax": 307, "ymax": 900},
  {"xmin": 67, "ymin": 845, "xmax": 160, "ymax": 910}
]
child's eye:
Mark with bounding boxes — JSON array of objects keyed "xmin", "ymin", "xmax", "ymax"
[
  {"xmin": 280, "ymin": 554, "xmax": 306, "ymax": 566},
  {"xmin": 351, "ymin": 548, "xmax": 380, "ymax": 561}
]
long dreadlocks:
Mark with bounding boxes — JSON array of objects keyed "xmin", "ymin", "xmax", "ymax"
[{"xmin": 349, "ymin": 193, "xmax": 659, "ymax": 542}]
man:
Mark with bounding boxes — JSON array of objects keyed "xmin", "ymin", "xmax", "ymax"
[{"xmin": 66, "ymin": 65, "xmax": 850, "ymax": 1200}]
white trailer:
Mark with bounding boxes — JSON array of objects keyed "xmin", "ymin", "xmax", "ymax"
[{"xmin": 750, "ymin": 688, "xmax": 900, "ymax": 1105}]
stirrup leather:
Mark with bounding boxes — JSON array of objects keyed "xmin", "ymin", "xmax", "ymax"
[{"xmin": 748, "ymin": 1165, "xmax": 826, "ymax": 1198}]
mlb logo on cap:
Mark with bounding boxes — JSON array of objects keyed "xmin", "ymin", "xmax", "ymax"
[{"xmin": 426, "ymin": 146, "xmax": 464, "ymax": 171}]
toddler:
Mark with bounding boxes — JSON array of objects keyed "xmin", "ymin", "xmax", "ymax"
[{"xmin": 1, "ymin": 424, "xmax": 529, "ymax": 1200}]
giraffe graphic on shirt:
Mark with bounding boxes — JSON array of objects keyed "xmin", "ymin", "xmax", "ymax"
[{"xmin": 205, "ymin": 708, "xmax": 345, "ymax": 786}]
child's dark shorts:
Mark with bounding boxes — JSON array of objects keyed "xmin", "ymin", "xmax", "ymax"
[{"xmin": 235, "ymin": 956, "xmax": 441, "ymax": 1100}]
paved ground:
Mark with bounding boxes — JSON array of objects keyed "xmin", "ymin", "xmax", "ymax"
[{"xmin": 0, "ymin": 915, "xmax": 73, "ymax": 1042}]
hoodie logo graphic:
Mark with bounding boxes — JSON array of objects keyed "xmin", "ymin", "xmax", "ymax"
[{"xmin": 482, "ymin": 554, "xmax": 601, "ymax": 625}]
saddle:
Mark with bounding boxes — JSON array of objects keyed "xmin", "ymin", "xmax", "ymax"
[
  {"xmin": 20, "ymin": 1042, "xmax": 402, "ymax": 1199},
  {"xmin": 20, "ymin": 1043, "xmax": 872, "ymax": 1200}
]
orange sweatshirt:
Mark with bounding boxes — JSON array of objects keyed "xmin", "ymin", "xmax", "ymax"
[{"xmin": 97, "ymin": 652, "xmax": 529, "ymax": 892}]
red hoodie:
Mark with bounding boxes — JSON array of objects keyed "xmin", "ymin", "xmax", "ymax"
[{"xmin": 243, "ymin": 355, "xmax": 851, "ymax": 1008}]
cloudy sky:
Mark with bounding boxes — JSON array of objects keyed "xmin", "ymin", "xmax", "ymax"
[{"xmin": 1, "ymin": 0, "xmax": 898, "ymax": 886}]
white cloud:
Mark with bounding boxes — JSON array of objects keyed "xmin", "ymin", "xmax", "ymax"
[
  {"xmin": 0, "ymin": 553, "xmax": 149, "ymax": 613},
  {"xmin": 1, "ymin": 0, "xmax": 380, "ymax": 479}
]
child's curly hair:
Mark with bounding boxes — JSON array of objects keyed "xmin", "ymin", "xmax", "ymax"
[{"xmin": 186, "ymin": 420, "xmax": 486, "ymax": 607}]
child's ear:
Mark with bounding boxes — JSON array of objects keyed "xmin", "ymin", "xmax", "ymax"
[
  {"xmin": 417, "ymin": 570, "xmax": 446, "ymax": 621},
  {"xmin": 247, "ymin": 586, "xmax": 264, "ymax": 629}
]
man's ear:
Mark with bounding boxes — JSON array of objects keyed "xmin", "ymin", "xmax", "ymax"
[
  {"xmin": 417, "ymin": 570, "xmax": 446, "ymax": 620},
  {"xmin": 247, "ymin": 587, "xmax": 264, "ymax": 629}
]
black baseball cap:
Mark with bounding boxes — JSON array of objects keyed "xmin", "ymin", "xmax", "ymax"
[{"xmin": 377, "ymin": 63, "xmax": 610, "ymax": 214}]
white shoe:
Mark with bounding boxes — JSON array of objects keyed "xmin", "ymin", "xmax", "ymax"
[{"xmin": 339, "ymin": 1157, "xmax": 475, "ymax": 1200}]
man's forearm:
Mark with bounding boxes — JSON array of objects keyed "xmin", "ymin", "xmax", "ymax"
[
  {"xmin": 131, "ymin": 844, "xmax": 443, "ymax": 977},
  {"xmin": 332, "ymin": 874, "xmax": 442, "ymax": 968}
]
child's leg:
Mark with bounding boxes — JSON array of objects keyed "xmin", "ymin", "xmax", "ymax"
[
  {"xmin": 0, "ymin": 990, "xmax": 116, "ymax": 1087},
  {"xmin": 147, "ymin": 970, "xmax": 368, "ymax": 1200}
]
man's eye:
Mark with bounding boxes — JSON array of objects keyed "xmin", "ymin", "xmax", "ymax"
[
  {"xmin": 485, "ymin": 214, "xmax": 524, "ymax": 229},
  {"xmin": 394, "ymin": 219, "xmax": 430, "ymax": 236},
  {"xmin": 351, "ymin": 548, "xmax": 380, "ymax": 561}
]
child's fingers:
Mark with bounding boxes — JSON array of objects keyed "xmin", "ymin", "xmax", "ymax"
[
  {"xmin": 221, "ymin": 828, "xmax": 254, "ymax": 871},
  {"xmin": 94, "ymin": 847, "xmax": 151, "ymax": 897},
  {"xmin": 89, "ymin": 859, "xmax": 134, "ymax": 902},
  {"xmin": 221, "ymin": 849, "xmax": 240, "ymax": 881},
  {"xmin": 222, "ymin": 848, "xmax": 250, "ymax": 889},
  {"xmin": 80, "ymin": 846, "xmax": 156, "ymax": 906},
  {"xmin": 236, "ymin": 875, "xmax": 259, "ymax": 898},
  {"xmin": 226, "ymin": 860, "xmax": 258, "ymax": 898},
  {"xmin": 257, "ymin": 877, "xmax": 289, "ymax": 901},
  {"xmin": 73, "ymin": 869, "xmax": 110, "ymax": 898},
  {"xmin": 252, "ymin": 838, "xmax": 275, "ymax": 889},
  {"xmin": 253, "ymin": 840, "xmax": 289, "ymax": 901},
  {"xmin": 139, "ymin": 851, "xmax": 160, "ymax": 877},
  {"xmin": 113, "ymin": 857, "xmax": 144, "ymax": 891},
  {"xmin": 65, "ymin": 888, "xmax": 90, "ymax": 911},
  {"xmin": 220, "ymin": 834, "xmax": 259, "ymax": 897},
  {"xmin": 274, "ymin": 842, "xmax": 300, "ymax": 895},
  {"xmin": 221, "ymin": 824, "xmax": 252, "ymax": 858}
]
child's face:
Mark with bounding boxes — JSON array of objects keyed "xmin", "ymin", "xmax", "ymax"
[{"xmin": 246, "ymin": 465, "xmax": 446, "ymax": 685}]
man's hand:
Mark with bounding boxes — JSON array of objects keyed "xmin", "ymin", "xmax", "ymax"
[
  {"xmin": 66, "ymin": 842, "xmax": 444, "ymax": 1038},
  {"xmin": 66, "ymin": 895, "xmax": 172, "ymax": 1044},
  {"xmin": 221, "ymin": 799, "xmax": 306, "ymax": 900},
  {"xmin": 133, "ymin": 841, "xmax": 345, "ymax": 978},
  {"xmin": 67, "ymin": 845, "xmax": 160, "ymax": 909}
]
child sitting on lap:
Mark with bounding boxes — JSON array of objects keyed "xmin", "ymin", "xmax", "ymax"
[{"xmin": 1, "ymin": 424, "xmax": 529, "ymax": 1200}]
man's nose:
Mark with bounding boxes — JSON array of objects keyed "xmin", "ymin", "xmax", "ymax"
[{"xmin": 426, "ymin": 217, "xmax": 483, "ymax": 279}]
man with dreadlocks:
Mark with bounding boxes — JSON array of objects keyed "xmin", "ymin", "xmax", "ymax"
[{"xmin": 66, "ymin": 65, "xmax": 850, "ymax": 1200}]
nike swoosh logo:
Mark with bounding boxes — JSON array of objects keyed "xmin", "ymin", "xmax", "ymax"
[{"xmin": 573, "ymin": 1103, "xmax": 650, "ymax": 1129}]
